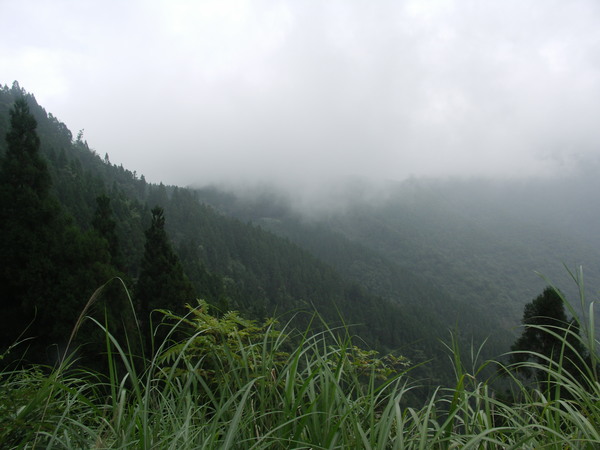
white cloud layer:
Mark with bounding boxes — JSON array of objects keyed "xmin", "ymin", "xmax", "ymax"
[{"xmin": 2, "ymin": 0, "xmax": 600, "ymax": 188}]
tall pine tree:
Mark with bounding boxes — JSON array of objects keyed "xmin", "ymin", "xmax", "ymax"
[
  {"xmin": 0, "ymin": 98, "xmax": 66, "ymax": 352},
  {"xmin": 135, "ymin": 206, "xmax": 195, "ymax": 343}
]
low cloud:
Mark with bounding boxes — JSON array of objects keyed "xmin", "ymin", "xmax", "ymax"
[{"xmin": 2, "ymin": 0, "xmax": 600, "ymax": 191}]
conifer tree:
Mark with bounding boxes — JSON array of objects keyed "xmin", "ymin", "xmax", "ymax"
[
  {"xmin": 135, "ymin": 206, "xmax": 195, "ymax": 334},
  {"xmin": 510, "ymin": 286, "xmax": 586, "ymax": 378},
  {"xmin": 0, "ymin": 98, "xmax": 65, "ymax": 351}
]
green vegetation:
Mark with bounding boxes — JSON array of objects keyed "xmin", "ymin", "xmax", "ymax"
[
  {"xmin": 1, "ymin": 276, "xmax": 598, "ymax": 448},
  {"xmin": 2, "ymin": 82, "xmax": 600, "ymax": 446},
  {"xmin": 0, "ymin": 94, "xmax": 122, "ymax": 364},
  {"xmin": 510, "ymin": 286, "xmax": 587, "ymax": 380}
]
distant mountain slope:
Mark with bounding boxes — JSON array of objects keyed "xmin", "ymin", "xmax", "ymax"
[
  {"xmin": 194, "ymin": 186, "xmax": 515, "ymax": 360},
  {"xmin": 194, "ymin": 173, "xmax": 600, "ymax": 359},
  {"xmin": 335, "ymin": 178, "xmax": 600, "ymax": 323}
]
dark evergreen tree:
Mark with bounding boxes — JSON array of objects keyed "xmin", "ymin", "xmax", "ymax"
[
  {"xmin": 0, "ymin": 98, "xmax": 66, "ymax": 353},
  {"xmin": 510, "ymin": 286, "xmax": 586, "ymax": 378},
  {"xmin": 2, "ymin": 98, "xmax": 50, "ymax": 193},
  {"xmin": 92, "ymin": 194, "xmax": 122, "ymax": 269},
  {"xmin": 135, "ymin": 206, "xmax": 196, "ymax": 343}
]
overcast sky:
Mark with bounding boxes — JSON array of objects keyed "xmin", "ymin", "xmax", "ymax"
[{"xmin": 2, "ymin": 0, "xmax": 600, "ymax": 189}]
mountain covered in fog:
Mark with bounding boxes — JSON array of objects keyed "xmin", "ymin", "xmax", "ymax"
[
  {"xmin": 2, "ymin": 83, "xmax": 599, "ymax": 388},
  {"xmin": 0, "ymin": 84, "xmax": 461, "ymax": 386},
  {"xmin": 195, "ymin": 170, "xmax": 600, "ymax": 335}
]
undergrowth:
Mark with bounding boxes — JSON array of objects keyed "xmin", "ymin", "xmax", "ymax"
[{"xmin": 1, "ymin": 269, "xmax": 599, "ymax": 449}]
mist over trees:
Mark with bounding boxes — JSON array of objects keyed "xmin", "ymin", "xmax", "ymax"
[
  {"xmin": 0, "ymin": 85, "xmax": 446, "ymax": 384},
  {"xmin": 1, "ymin": 82, "xmax": 598, "ymax": 394}
]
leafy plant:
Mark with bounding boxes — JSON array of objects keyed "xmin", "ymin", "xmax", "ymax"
[{"xmin": 159, "ymin": 300, "xmax": 288, "ymax": 382}]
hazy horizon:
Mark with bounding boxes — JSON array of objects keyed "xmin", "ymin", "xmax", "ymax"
[{"xmin": 3, "ymin": 0, "xmax": 600, "ymax": 189}]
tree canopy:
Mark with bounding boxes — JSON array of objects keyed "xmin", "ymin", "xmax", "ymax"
[{"xmin": 510, "ymin": 286, "xmax": 585, "ymax": 378}]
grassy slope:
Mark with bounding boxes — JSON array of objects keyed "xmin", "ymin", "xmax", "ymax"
[{"xmin": 1, "ymin": 280, "xmax": 598, "ymax": 448}]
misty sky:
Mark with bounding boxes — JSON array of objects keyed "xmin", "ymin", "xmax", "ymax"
[{"xmin": 2, "ymin": 0, "xmax": 600, "ymax": 189}]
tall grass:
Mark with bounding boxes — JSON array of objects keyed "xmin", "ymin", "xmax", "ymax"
[{"xmin": 1, "ymin": 273, "xmax": 599, "ymax": 449}]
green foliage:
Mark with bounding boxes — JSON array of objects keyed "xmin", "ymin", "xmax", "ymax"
[
  {"xmin": 332, "ymin": 345, "xmax": 411, "ymax": 381},
  {"xmin": 2, "ymin": 98, "xmax": 50, "ymax": 194},
  {"xmin": 0, "ymin": 93, "xmax": 127, "ymax": 365},
  {"xmin": 0, "ymin": 362, "xmax": 101, "ymax": 449},
  {"xmin": 160, "ymin": 300, "xmax": 287, "ymax": 381},
  {"xmin": 3, "ymin": 81, "xmax": 598, "ymax": 407},
  {"xmin": 0, "ymin": 366, "xmax": 57, "ymax": 446},
  {"xmin": 0, "ymin": 274, "xmax": 599, "ymax": 448},
  {"xmin": 0, "ymin": 98, "xmax": 62, "ymax": 348},
  {"xmin": 193, "ymin": 187, "xmax": 515, "ymax": 386},
  {"xmin": 510, "ymin": 286, "xmax": 587, "ymax": 379}
]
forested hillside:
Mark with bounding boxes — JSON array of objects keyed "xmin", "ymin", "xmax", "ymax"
[
  {"xmin": 6, "ymin": 82, "xmax": 595, "ymax": 391},
  {"xmin": 0, "ymin": 83, "xmax": 464, "ymax": 386},
  {"xmin": 318, "ymin": 178, "xmax": 600, "ymax": 325},
  {"xmin": 193, "ymin": 172, "xmax": 600, "ymax": 360}
]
